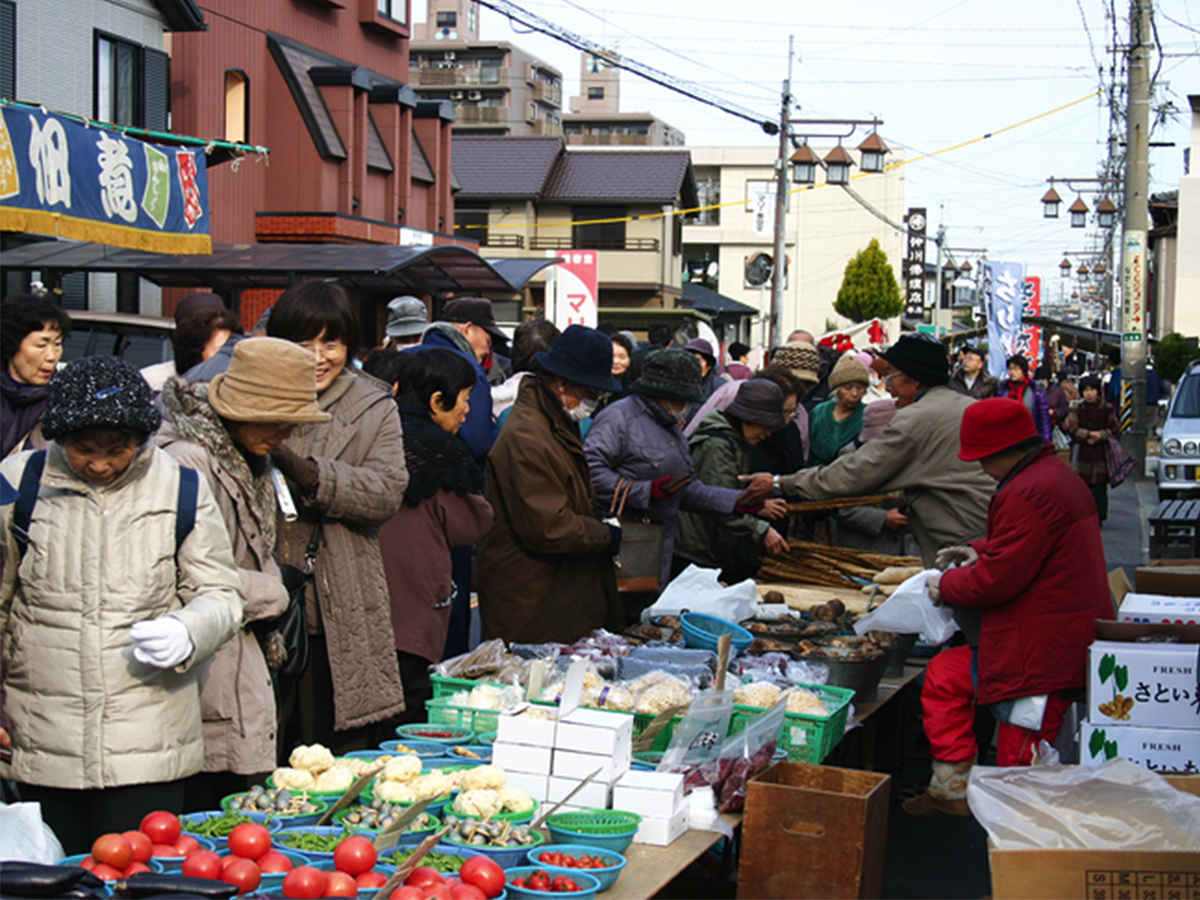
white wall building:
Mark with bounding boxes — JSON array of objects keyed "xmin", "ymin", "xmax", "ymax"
[{"xmin": 1169, "ymin": 95, "xmax": 1200, "ymax": 338}]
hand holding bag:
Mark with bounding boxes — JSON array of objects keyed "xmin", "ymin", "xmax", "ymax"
[
  {"xmin": 254, "ymin": 519, "xmax": 321, "ymax": 680},
  {"xmin": 1105, "ymin": 430, "xmax": 1137, "ymax": 487},
  {"xmin": 610, "ymin": 477, "xmax": 665, "ymax": 593}
]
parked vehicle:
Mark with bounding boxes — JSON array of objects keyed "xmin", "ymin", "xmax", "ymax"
[
  {"xmin": 60, "ymin": 311, "xmax": 174, "ymax": 370},
  {"xmin": 1156, "ymin": 359, "xmax": 1200, "ymax": 500}
]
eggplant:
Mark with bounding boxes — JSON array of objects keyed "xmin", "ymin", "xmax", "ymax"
[
  {"xmin": 51, "ymin": 888, "xmax": 104, "ymax": 899},
  {"xmin": 0, "ymin": 861, "xmax": 97, "ymax": 897},
  {"xmin": 114, "ymin": 873, "xmax": 238, "ymax": 899}
]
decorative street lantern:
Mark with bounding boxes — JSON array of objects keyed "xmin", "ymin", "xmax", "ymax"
[
  {"xmin": 823, "ymin": 145, "xmax": 854, "ymax": 185},
  {"xmin": 789, "ymin": 144, "xmax": 818, "ymax": 185},
  {"xmin": 857, "ymin": 132, "xmax": 889, "ymax": 174},
  {"xmin": 1042, "ymin": 187, "xmax": 1063, "ymax": 219},
  {"xmin": 1096, "ymin": 197, "xmax": 1117, "ymax": 228},
  {"xmin": 1069, "ymin": 197, "xmax": 1088, "ymax": 228},
  {"xmin": 1060, "ymin": 257, "xmax": 1072, "ymax": 278}
]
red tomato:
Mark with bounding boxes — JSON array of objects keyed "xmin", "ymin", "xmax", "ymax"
[
  {"xmin": 325, "ymin": 871, "xmax": 358, "ymax": 897},
  {"xmin": 459, "ymin": 856, "xmax": 505, "ymax": 899},
  {"xmin": 151, "ymin": 843, "xmax": 181, "ymax": 858},
  {"xmin": 89, "ymin": 864, "xmax": 124, "ymax": 882},
  {"xmin": 122, "ymin": 861, "xmax": 152, "ymax": 877},
  {"xmin": 181, "ymin": 850, "xmax": 223, "ymax": 880},
  {"xmin": 449, "ymin": 884, "xmax": 487, "ymax": 900},
  {"xmin": 389, "ymin": 888, "xmax": 425, "ymax": 900},
  {"xmin": 121, "ymin": 830, "xmax": 153, "ymax": 864},
  {"xmin": 357, "ymin": 871, "xmax": 389, "ymax": 889},
  {"xmin": 282, "ymin": 865, "xmax": 329, "ymax": 900},
  {"xmin": 221, "ymin": 857, "xmax": 262, "ymax": 895},
  {"xmin": 424, "ymin": 884, "xmax": 453, "ymax": 900},
  {"xmin": 91, "ymin": 833, "xmax": 133, "ymax": 871},
  {"xmin": 258, "ymin": 850, "xmax": 296, "ymax": 874},
  {"xmin": 78, "ymin": 855, "xmax": 96, "ymax": 871},
  {"xmin": 226, "ymin": 822, "xmax": 272, "ymax": 860},
  {"xmin": 444, "ymin": 877, "xmax": 462, "ymax": 887},
  {"xmin": 332, "ymin": 834, "xmax": 376, "ymax": 876},
  {"xmin": 173, "ymin": 834, "xmax": 202, "ymax": 857},
  {"xmin": 139, "ymin": 811, "xmax": 182, "ymax": 845},
  {"xmin": 406, "ymin": 866, "xmax": 444, "ymax": 888}
]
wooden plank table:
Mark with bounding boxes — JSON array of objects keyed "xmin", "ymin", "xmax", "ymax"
[{"xmin": 601, "ymin": 815, "xmax": 741, "ymax": 899}]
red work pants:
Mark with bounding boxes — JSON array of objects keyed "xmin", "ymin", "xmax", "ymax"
[{"xmin": 921, "ymin": 645, "xmax": 1072, "ymax": 766}]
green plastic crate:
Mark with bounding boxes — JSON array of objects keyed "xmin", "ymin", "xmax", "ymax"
[
  {"xmin": 424, "ymin": 696, "xmax": 500, "ymax": 735},
  {"xmin": 728, "ymin": 683, "xmax": 854, "ymax": 764}
]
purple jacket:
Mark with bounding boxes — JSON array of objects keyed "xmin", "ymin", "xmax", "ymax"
[
  {"xmin": 998, "ymin": 379, "xmax": 1053, "ymax": 444},
  {"xmin": 585, "ymin": 394, "xmax": 740, "ymax": 589}
]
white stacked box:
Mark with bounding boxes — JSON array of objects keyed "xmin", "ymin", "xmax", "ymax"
[{"xmin": 613, "ymin": 770, "xmax": 689, "ymax": 846}]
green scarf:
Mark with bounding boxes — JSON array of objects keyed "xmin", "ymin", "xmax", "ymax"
[{"xmin": 808, "ymin": 399, "xmax": 864, "ymax": 466}]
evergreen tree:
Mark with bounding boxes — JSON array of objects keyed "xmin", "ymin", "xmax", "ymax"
[{"xmin": 834, "ymin": 238, "xmax": 904, "ymax": 323}]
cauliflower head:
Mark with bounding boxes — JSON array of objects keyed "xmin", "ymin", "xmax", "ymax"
[
  {"xmin": 379, "ymin": 754, "xmax": 423, "ymax": 783},
  {"xmin": 410, "ymin": 771, "xmax": 453, "ymax": 800},
  {"xmin": 498, "ymin": 787, "xmax": 535, "ymax": 814},
  {"xmin": 314, "ymin": 766, "xmax": 355, "ymax": 792},
  {"xmin": 289, "ymin": 743, "xmax": 335, "ymax": 774},
  {"xmin": 374, "ymin": 780, "xmax": 416, "ymax": 803},
  {"xmin": 462, "ymin": 764, "xmax": 507, "ymax": 792},
  {"xmin": 271, "ymin": 766, "xmax": 316, "ymax": 791},
  {"xmin": 453, "ymin": 788, "xmax": 503, "ymax": 818}
]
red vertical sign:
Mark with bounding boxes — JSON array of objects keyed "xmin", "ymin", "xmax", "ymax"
[{"xmin": 550, "ymin": 250, "xmax": 599, "ymax": 330}]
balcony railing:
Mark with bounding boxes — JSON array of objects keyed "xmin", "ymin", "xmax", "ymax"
[
  {"xmin": 480, "ymin": 233, "xmax": 524, "ymax": 248},
  {"xmin": 531, "ymin": 82, "xmax": 562, "ymax": 106},
  {"xmin": 418, "ymin": 66, "xmax": 506, "ymax": 87},
  {"xmin": 455, "ymin": 106, "xmax": 505, "ymax": 124},
  {"xmin": 530, "ymin": 237, "xmax": 660, "ymax": 252}
]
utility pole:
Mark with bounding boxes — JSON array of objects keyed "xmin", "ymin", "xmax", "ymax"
[
  {"xmin": 769, "ymin": 35, "xmax": 794, "ymax": 350},
  {"xmin": 1121, "ymin": 0, "xmax": 1152, "ymax": 471}
]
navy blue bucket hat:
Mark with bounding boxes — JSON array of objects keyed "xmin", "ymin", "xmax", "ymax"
[{"xmin": 534, "ymin": 325, "xmax": 622, "ymax": 394}]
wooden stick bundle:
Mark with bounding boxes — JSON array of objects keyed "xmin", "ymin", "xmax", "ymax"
[
  {"xmin": 784, "ymin": 493, "xmax": 900, "ymax": 514},
  {"xmin": 759, "ymin": 541, "xmax": 921, "ymax": 587}
]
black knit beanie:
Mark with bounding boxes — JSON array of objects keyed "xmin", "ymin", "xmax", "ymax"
[{"xmin": 42, "ymin": 356, "xmax": 161, "ymax": 441}]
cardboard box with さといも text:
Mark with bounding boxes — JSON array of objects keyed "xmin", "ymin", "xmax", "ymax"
[
  {"xmin": 1088, "ymin": 624, "xmax": 1200, "ymax": 730},
  {"xmin": 1079, "ymin": 721, "xmax": 1200, "ymax": 774}
]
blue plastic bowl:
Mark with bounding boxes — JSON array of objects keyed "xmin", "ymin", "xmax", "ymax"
[
  {"xmin": 312, "ymin": 860, "xmax": 397, "ymax": 897},
  {"xmin": 444, "ymin": 744, "xmax": 493, "ymax": 764},
  {"xmin": 142, "ymin": 835, "xmax": 217, "ymax": 873},
  {"xmin": 56, "ymin": 853, "xmax": 165, "ymax": 880},
  {"xmin": 376, "ymin": 739, "xmax": 451, "ymax": 759},
  {"xmin": 436, "ymin": 829, "xmax": 545, "ymax": 870},
  {"xmin": 220, "ymin": 792, "xmax": 330, "ymax": 829},
  {"xmin": 180, "ymin": 809, "xmax": 283, "ymax": 851},
  {"xmin": 505, "ymin": 865, "xmax": 601, "ymax": 899},
  {"xmin": 544, "ymin": 810, "xmax": 640, "ymax": 855},
  {"xmin": 394, "ymin": 723, "xmax": 474, "ymax": 744},
  {"xmin": 474, "ymin": 730, "xmax": 498, "ymax": 745},
  {"xmin": 525, "ymin": 845, "xmax": 627, "ymax": 892},
  {"xmin": 422, "ymin": 756, "xmax": 483, "ymax": 771},
  {"xmin": 218, "ymin": 847, "xmax": 308, "ymax": 893},
  {"xmin": 273, "ymin": 825, "xmax": 365, "ymax": 863},
  {"xmin": 680, "ymin": 612, "xmax": 754, "ymax": 654}
]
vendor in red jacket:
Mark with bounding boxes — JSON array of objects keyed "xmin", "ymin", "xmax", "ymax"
[{"xmin": 904, "ymin": 398, "xmax": 1113, "ymax": 818}]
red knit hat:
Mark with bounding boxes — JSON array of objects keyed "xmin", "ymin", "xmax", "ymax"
[{"xmin": 958, "ymin": 398, "xmax": 1039, "ymax": 461}]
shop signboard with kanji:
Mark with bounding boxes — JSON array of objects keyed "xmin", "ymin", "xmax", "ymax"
[
  {"xmin": 1013, "ymin": 275, "xmax": 1042, "ymax": 363},
  {"xmin": 0, "ymin": 104, "xmax": 211, "ymax": 253},
  {"xmin": 546, "ymin": 250, "xmax": 599, "ymax": 330},
  {"xmin": 904, "ymin": 207, "xmax": 926, "ymax": 318},
  {"xmin": 980, "ymin": 259, "xmax": 1025, "ymax": 380},
  {"xmin": 1122, "ymin": 230, "xmax": 1146, "ymax": 342}
]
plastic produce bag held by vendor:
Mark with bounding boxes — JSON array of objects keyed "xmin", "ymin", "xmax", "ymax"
[
  {"xmin": 853, "ymin": 568, "xmax": 959, "ymax": 645},
  {"xmin": 644, "ymin": 564, "xmax": 758, "ymax": 623}
]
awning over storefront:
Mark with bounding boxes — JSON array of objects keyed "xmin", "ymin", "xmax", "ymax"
[{"xmin": 0, "ymin": 239, "xmax": 557, "ymax": 295}]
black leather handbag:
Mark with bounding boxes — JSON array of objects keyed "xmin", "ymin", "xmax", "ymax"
[{"xmin": 254, "ymin": 519, "xmax": 321, "ymax": 680}]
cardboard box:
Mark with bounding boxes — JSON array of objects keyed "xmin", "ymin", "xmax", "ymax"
[
  {"xmin": 1088, "ymin": 623, "xmax": 1200, "ymax": 730},
  {"xmin": 496, "ymin": 708, "xmax": 556, "ymax": 747},
  {"xmin": 612, "ymin": 770, "xmax": 685, "ymax": 819},
  {"xmin": 503, "ymin": 771, "xmax": 550, "ymax": 803},
  {"xmin": 556, "ymin": 707, "xmax": 634, "ymax": 756},
  {"xmin": 1079, "ymin": 722, "xmax": 1200, "ymax": 773},
  {"xmin": 1135, "ymin": 560, "xmax": 1200, "ymax": 598},
  {"xmin": 989, "ymin": 774, "xmax": 1200, "ymax": 899},
  {"xmin": 738, "ymin": 762, "xmax": 890, "ymax": 899},
  {"xmin": 547, "ymin": 775, "xmax": 611, "ymax": 809},
  {"xmin": 492, "ymin": 740, "xmax": 553, "ymax": 775},
  {"xmin": 1119, "ymin": 592, "xmax": 1200, "ymax": 625},
  {"xmin": 551, "ymin": 747, "xmax": 629, "ymax": 783},
  {"xmin": 632, "ymin": 802, "xmax": 688, "ymax": 846}
]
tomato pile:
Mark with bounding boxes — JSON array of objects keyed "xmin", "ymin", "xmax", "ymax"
[
  {"xmin": 281, "ymin": 835, "xmax": 382, "ymax": 898},
  {"xmin": 511, "ymin": 870, "xmax": 584, "ymax": 892},
  {"xmin": 78, "ymin": 811, "xmax": 204, "ymax": 881},
  {"xmin": 387, "ymin": 856, "xmax": 505, "ymax": 900},
  {"xmin": 537, "ymin": 851, "xmax": 610, "ymax": 870},
  {"xmin": 179, "ymin": 820, "xmax": 281, "ymax": 894}
]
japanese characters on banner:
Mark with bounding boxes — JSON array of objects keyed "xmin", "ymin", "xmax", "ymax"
[
  {"xmin": 1122, "ymin": 230, "xmax": 1146, "ymax": 342},
  {"xmin": 980, "ymin": 259, "xmax": 1026, "ymax": 380},
  {"xmin": 1012, "ymin": 275, "xmax": 1042, "ymax": 364},
  {"xmin": 0, "ymin": 104, "xmax": 211, "ymax": 253},
  {"xmin": 904, "ymin": 208, "xmax": 927, "ymax": 318},
  {"xmin": 747, "ymin": 181, "xmax": 776, "ymax": 239},
  {"xmin": 546, "ymin": 250, "xmax": 599, "ymax": 331}
]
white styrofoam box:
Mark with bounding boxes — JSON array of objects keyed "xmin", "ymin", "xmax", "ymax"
[
  {"xmin": 612, "ymin": 770, "xmax": 685, "ymax": 819},
  {"xmin": 551, "ymin": 747, "xmax": 630, "ymax": 783},
  {"xmin": 496, "ymin": 709, "xmax": 557, "ymax": 747},
  {"xmin": 1119, "ymin": 593, "xmax": 1200, "ymax": 625},
  {"xmin": 1079, "ymin": 721, "xmax": 1200, "ymax": 772},
  {"xmin": 1088, "ymin": 640, "xmax": 1200, "ymax": 730},
  {"xmin": 492, "ymin": 740, "xmax": 553, "ymax": 775},
  {"xmin": 556, "ymin": 707, "xmax": 635, "ymax": 756},
  {"xmin": 504, "ymin": 771, "xmax": 551, "ymax": 803},
  {"xmin": 632, "ymin": 802, "xmax": 688, "ymax": 846},
  {"xmin": 548, "ymin": 775, "xmax": 612, "ymax": 809}
]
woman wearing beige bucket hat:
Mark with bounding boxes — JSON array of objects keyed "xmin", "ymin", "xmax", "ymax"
[{"xmin": 157, "ymin": 338, "xmax": 329, "ymax": 807}]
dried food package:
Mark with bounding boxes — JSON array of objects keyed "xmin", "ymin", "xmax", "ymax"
[
  {"xmin": 657, "ymin": 688, "xmax": 734, "ymax": 776},
  {"xmin": 435, "ymin": 638, "xmax": 512, "ymax": 680},
  {"xmin": 708, "ymin": 699, "xmax": 787, "ymax": 813}
]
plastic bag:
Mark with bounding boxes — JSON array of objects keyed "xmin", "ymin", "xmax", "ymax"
[
  {"xmin": 658, "ymin": 689, "xmax": 735, "ymax": 775},
  {"xmin": 967, "ymin": 758, "xmax": 1200, "ymax": 850},
  {"xmin": 616, "ymin": 655, "xmax": 713, "ymax": 688},
  {"xmin": 644, "ymin": 565, "xmax": 758, "ymax": 624},
  {"xmin": 628, "ymin": 645, "xmax": 718, "ymax": 673},
  {"xmin": 853, "ymin": 568, "xmax": 959, "ymax": 645},
  {"xmin": 692, "ymin": 699, "xmax": 787, "ymax": 813},
  {"xmin": 0, "ymin": 802, "xmax": 65, "ymax": 864},
  {"xmin": 435, "ymin": 638, "xmax": 512, "ymax": 679}
]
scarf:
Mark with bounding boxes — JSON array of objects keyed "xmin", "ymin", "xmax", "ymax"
[
  {"xmin": 1, "ymin": 371, "xmax": 49, "ymax": 458},
  {"xmin": 399, "ymin": 405, "xmax": 485, "ymax": 506},
  {"xmin": 1005, "ymin": 379, "xmax": 1027, "ymax": 402},
  {"xmin": 808, "ymin": 398, "xmax": 864, "ymax": 466}
]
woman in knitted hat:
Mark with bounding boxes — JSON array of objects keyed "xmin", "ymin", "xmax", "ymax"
[
  {"xmin": 0, "ymin": 356, "xmax": 243, "ymax": 851},
  {"xmin": 157, "ymin": 338, "xmax": 331, "ymax": 806},
  {"xmin": 808, "ymin": 353, "xmax": 872, "ymax": 466},
  {"xmin": 676, "ymin": 380, "xmax": 791, "ymax": 582}
]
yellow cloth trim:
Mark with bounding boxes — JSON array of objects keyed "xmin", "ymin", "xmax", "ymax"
[{"xmin": 0, "ymin": 207, "xmax": 212, "ymax": 254}]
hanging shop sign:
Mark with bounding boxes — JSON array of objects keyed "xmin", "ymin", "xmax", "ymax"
[
  {"xmin": 546, "ymin": 250, "xmax": 599, "ymax": 330},
  {"xmin": 980, "ymin": 259, "xmax": 1026, "ymax": 380},
  {"xmin": 903, "ymin": 208, "xmax": 926, "ymax": 318},
  {"xmin": 0, "ymin": 105, "xmax": 211, "ymax": 253}
]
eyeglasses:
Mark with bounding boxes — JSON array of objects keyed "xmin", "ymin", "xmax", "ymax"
[{"xmin": 299, "ymin": 340, "xmax": 347, "ymax": 358}]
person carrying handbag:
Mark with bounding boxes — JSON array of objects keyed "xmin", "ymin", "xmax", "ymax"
[
  {"xmin": 1064, "ymin": 375, "xmax": 1120, "ymax": 522},
  {"xmin": 158, "ymin": 338, "xmax": 330, "ymax": 808}
]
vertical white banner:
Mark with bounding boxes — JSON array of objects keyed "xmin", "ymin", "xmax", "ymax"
[{"xmin": 547, "ymin": 250, "xmax": 599, "ymax": 331}]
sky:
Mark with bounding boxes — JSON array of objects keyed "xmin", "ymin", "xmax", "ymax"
[{"xmin": 417, "ymin": 0, "xmax": 1199, "ymax": 296}]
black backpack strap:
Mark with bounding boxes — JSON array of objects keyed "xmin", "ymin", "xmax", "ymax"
[
  {"xmin": 11, "ymin": 450, "xmax": 46, "ymax": 562},
  {"xmin": 175, "ymin": 465, "xmax": 199, "ymax": 554}
]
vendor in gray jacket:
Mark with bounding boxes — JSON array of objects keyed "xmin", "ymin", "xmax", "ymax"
[{"xmin": 740, "ymin": 334, "xmax": 994, "ymax": 568}]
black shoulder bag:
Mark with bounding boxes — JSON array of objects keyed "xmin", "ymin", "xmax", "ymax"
[{"xmin": 255, "ymin": 518, "xmax": 321, "ymax": 680}]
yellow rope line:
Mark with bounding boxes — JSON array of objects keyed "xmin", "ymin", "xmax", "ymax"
[{"xmin": 468, "ymin": 89, "xmax": 1102, "ymax": 232}]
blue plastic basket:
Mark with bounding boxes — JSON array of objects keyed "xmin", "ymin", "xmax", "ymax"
[
  {"xmin": 436, "ymin": 829, "xmax": 545, "ymax": 870},
  {"xmin": 144, "ymin": 835, "xmax": 218, "ymax": 873},
  {"xmin": 180, "ymin": 810, "xmax": 283, "ymax": 851},
  {"xmin": 377, "ymin": 739, "xmax": 452, "ymax": 759},
  {"xmin": 218, "ymin": 847, "xmax": 309, "ymax": 893},
  {"xmin": 394, "ymin": 722, "xmax": 474, "ymax": 744},
  {"xmin": 526, "ymin": 845, "xmax": 627, "ymax": 892},
  {"xmin": 544, "ymin": 809, "xmax": 641, "ymax": 854},
  {"xmin": 272, "ymin": 826, "xmax": 365, "ymax": 863},
  {"xmin": 312, "ymin": 860, "xmax": 397, "ymax": 897},
  {"xmin": 505, "ymin": 866, "xmax": 601, "ymax": 899},
  {"xmin": 679, "ymin": 612, "xmax": 754, "ymax": 653},
  {"xmin": 220, "ymin": 792, "xmax": 329, "ymax": 829}
]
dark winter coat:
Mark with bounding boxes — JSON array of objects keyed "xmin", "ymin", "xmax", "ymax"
[
  {"xmin": 478, "ymin": 377, "xmax": 622, "ymax": 644},
  {"xmin": 939, "ymin": 445, "xmax": 1114, "ymax": 705},
  {"xmin": 998, "ymin": 379, "xmax": 1053, "ymax": 443},
  {"xmin": 947, "ymin": 369, "xmax": 999, "ymax": 400},
  {"xmin": 417, "ymin": 324, "xmax": 497, "ymax": 463},
  {"xmin": 1065, "ymin": 399, "xmax": 1119, "ymax": 484}
]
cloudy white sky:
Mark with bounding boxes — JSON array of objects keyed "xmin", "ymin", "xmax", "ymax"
[{"xmin": 421, "ymin": 0, "xmax": 1198, "ymax": 292}]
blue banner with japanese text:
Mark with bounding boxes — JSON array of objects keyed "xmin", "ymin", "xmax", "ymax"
[
  {"xmin": 980, "ymin": 260, "xmax": 1026, "ymax": 380},
  {"xmin": 0, "ymin": 103, "xmax": 211, "ymax": 253}
]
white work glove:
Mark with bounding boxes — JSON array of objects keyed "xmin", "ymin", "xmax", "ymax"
[
  {"xmin": 926, "ymin": 572, "xmax": 943, "ymax": 606},
  {"xmin": 935, "ymin": 545, "xmax": 979, "ymax": 571},
  {"xmin": 131, "ymin": 617, "xmax": 195, "ymax": 669}
]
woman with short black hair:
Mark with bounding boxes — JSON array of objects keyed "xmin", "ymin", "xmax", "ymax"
[
  {"xmin": 999, "ymin": 354, "xmax": 1052, "ymax": 443},
  {"xmin": 1, "ymin": 295, "xmax": 71, "ymax": 458},
  {"xmin": 1065, "ymin": 375, "xmax": 1119, "ymax": 521}
]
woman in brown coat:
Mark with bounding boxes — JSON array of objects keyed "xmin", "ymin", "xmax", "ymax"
[
  {"xmin": 267, "ymin": 281, "xmax": 408, "ymax": 755},
  {"xmin": 1065, "ymin": 374, "xmax": 1119, "ymax": 521},
  {"xmin": 158, "ymin": 338, "xmax": 330, "ymax": 807},
  {"xmin": 478, "ymin": 326, "xmax": 624, "ymax": 644}
]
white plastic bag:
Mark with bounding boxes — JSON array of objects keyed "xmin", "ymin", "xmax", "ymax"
[
  {"xmin": 0, "ymin": 802, "xmax": 65, "ymax": 864},
  {"xmin": 644, "ymin": 565, "xmax": 758, "ymax": 624},
  {"xmin": 852, "ymin": 568, "xmax": 959, "ymax": 645},
  {"xmin": 967, "ymin": 758, "xmax": 1200, "ymax": 850}
]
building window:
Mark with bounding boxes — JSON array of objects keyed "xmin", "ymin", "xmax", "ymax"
[
  {"xmin": 455, "ymin": 201, "xmax": 488, "ymax": 245},
  {"xmin": 587, "ymin": 86, "xmax": 604, "ymax": 100},
  {"xmin": 0, "ymin": 1, "xmax": 14, "ymax": 100},
  {"xmin": 94, "ymin": 31, "xmax": 169, "ymax": 129},
  {"xmin": 573, "ymin": 205, "xmax": 625, "ymax": 250},
  {"xmin": 224, "ymin": 69, "xmax": 248, "ymax": 143},
  {"xmin": 436, "ymin": 11, "xmax": 457, "ymax": 27},
  {"xmin": 467, "ymin": 3, "xmax": 477, "ymax": 30},
  {"xmin": 695, "ymin": 167, "xmax": 720, "ymax": 226},
  {"xmin": 377, "ymin": 0, "xmax": 406, "ymax": 23}
]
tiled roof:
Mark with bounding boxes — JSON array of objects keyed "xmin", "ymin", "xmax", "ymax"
[
  {"xmin": 542, "ymin": 150, "xmax": 696, "ymax": 205},
  {"xmin": 411, "ymin": 130, "xmax": 435, "ymax": 184},
  {"xmin": 452, "ymin": 136, "xmax": 565, "ymax": 197},
  {"xmin": 682, "ymin": 282, "xmax": 757, "ymax": 315}
]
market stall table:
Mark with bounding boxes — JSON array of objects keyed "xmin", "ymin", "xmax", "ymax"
[{"xmin": 602, "ymin": 815, "xmax": 741, "ymax": 900}]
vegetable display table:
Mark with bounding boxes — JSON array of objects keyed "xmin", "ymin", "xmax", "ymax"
[{"xmin": 602, "ymin": 815, "xmax": 740, "ymax": 900}]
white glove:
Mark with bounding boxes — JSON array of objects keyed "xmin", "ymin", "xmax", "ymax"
[
  {"xmin": 926, "ymin": 572, "xmax": 943, "ymax": 606},
  {"xmin": 935, "ymin": 545, "xmax": 979, "ymax": 571},
  {"xmin": 131, "ymin": 617, "xmax": 195, "ymax": 669}
]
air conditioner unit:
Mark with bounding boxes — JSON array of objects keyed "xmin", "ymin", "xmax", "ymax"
[
  {"xmin": 451, "ymin": 91, "xmax": 464, "ymax": 100},
  {"xmin": 443, "ymin": 51, "xmax": 457, "ymax": 60},
  {"xmin": 467, "ymin": 90, "xmax": 482, "ymax": 101}
]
